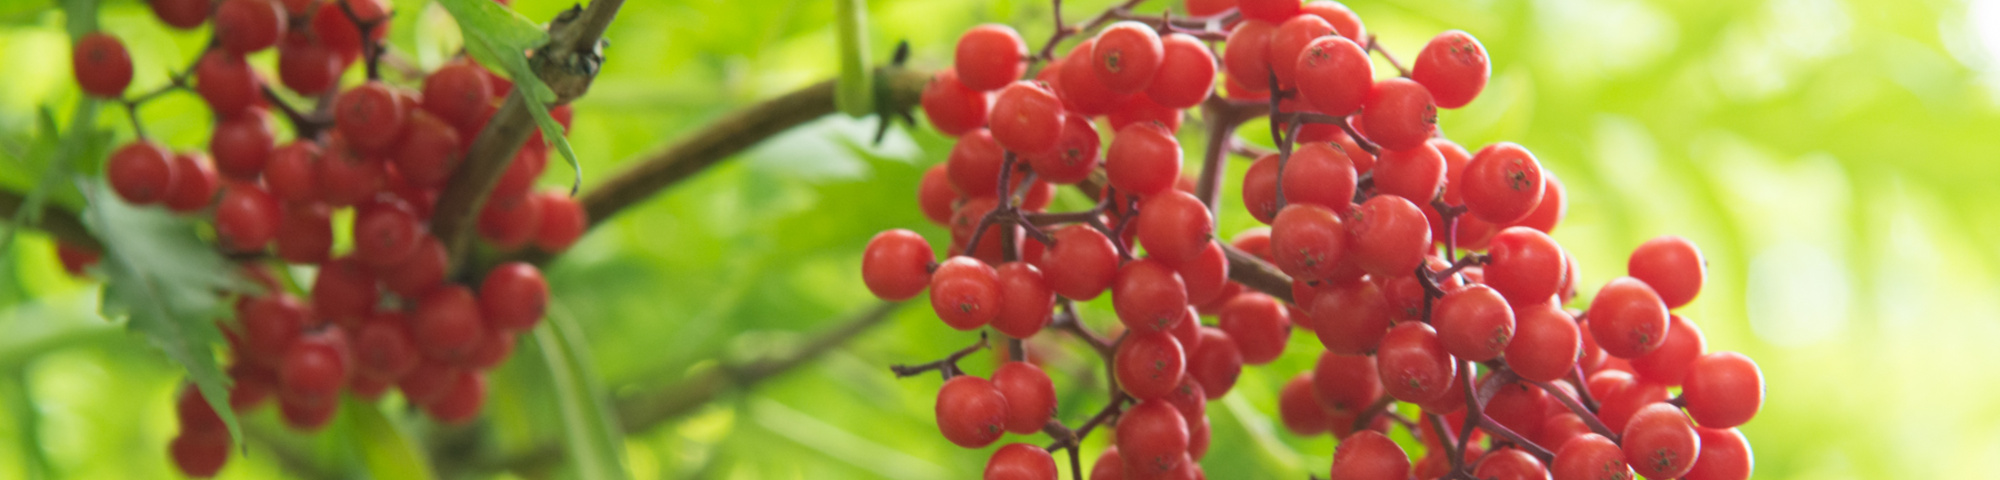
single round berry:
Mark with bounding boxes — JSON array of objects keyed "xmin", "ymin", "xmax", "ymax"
[
  {"xmin": 163, "ymin": 151, "xmax": 221, "ymax": 213},
  {"xmin": 1056, "ymin": 39, "xmax": 1124, "ymax": 116},
  {"xmin": 1038, "ymin": 225, "xmax": 1120, "ymax": 301},
  {"xmin": 862, "ymin": 229, "xmax": 936, "ymax": 301},
  {"xmin": 481, "ymin": 262, "xmax": 550, "ymax": 332},
  {"xmin": 263, "ymin": 141, "xmax": 322, "ymax": 202},
  {"xmin": 1433, "ymin": 285, "xmax": 1516, "ymax": 362},
  {"xmin": 534, "ymin": 190, "xmax": 588, "ymax": 252},
  {"xmin": 985, "ymin": 443, "xmax": 1058, "ymax": 480},
  {"xmin": 1223, "ymin": 20, "xmax": 1277, "ymax": 92},
  {"xmin": 215, "ymin": 0, "xmax": 287, "ymax": 55},
  {"xmin": 1217, "ymin": 293, "xmax": 1289, "ymax": 365},
  {"xmin": 1105, "ymin": 122, "xmax": 1183, "ymax": 196},
  {"xmin": 1411, "ymin": 30, "xmax": 1490, "ymax": 109},
  {"xmin": 1630, "ymin": 314, "xmax": 1705, "ymax": 386},
  {"xmin": 930, "ymin": 256, "xmax": 1003, "ymax": 330},
  {"xmin": 1022, "ymin": 115, "xmax": 1101, "ymax": 184},
  {"xmin": 1145, "ymin": 33, "xmax": 1217, "ymax": 109},
  {"xmin": 1588, "ymin": 277, "xmax": 1670, "ymax": 358},
  {"xmin": 414, "ymin": 286, "xmax": 487, "ymax": 361},
  {"xmin": 1461, "ymin": 142, "xmax": 1547, "ymax": 224},
  {"xmin": 1623, "ymin": 402, "xmax": 1701, "ymax": 479},
  {"xmin": 1474, "ymin": 448, "xmax": 1549, "ymax": 480},
  {"xmin": 72, "ymin": 33, "xmax": 133, "ymax": 97},
  {"xmin": 1330, "ymin": 430, "xmax": 1410, "ymax": 480},
  {"xmin": 107, "ymin": 141, "xmax": 177, "ymax": 205},
  {"xmin": 215, "ymin": 183, "xmax": 280, "ymax": 253},
  {"xmin": 991, "ymin": 362, "xmax": 1057, "ymax": 435},
  {"xmin": 393, "ymin": 110, "xmax": 464, "ymax": 187},
  {"xmin": 1684, "ymin": 427, "xmax": 1754, "ymax": 480},
  {"xmin": 424, "ymin": 371, "xmax": 489, "ymax": 424},
  {"xmin": 169, "ymin": 431, "xmax": 231, "ymax": 477},
  {"xmin": 1295, "ymin": 35, "xmax": 1372, "ymax": 117},
  {"xmin": 353, "ymin": 202, "xmax": 424, "ymax": 269},
  {"xmin": 1375, "ymin": 321, "xmax": 1456, "ymax": 403},
  {"xmin": 195, "ymin": 51, "xmax": 262, "ymax": 119},
  {"xmin": 916, "ymin": 164, "xmax": 957, "ymax": 225},
  {"xmin": 947, "ymin": 130, "xmax": 1007, "ymax": 196},
  {"xmin": 1505, "ymin": 302, "xmax": 1581, "ymax": 383},
  {"xmin": 992, "ymin": 262, "xmax": 1054, "ymax": 339},
  {"xmin": 1628, "ymin": 235, "xmax": 1706, "ymax": 309},
  {"xmin": 335, "ymin": 82, "xmax": 409, "ymax": 154},
  {"xmin": 937, "ymin": 375, "xmax": 1009, "ymax": 448},
  {"xmin": 1681, "ymin": 351, "xmax": 1763, "ymax": 428},
  {"xmin": 1280, "ymin": 142, "xmax": 1358, "ymax": 212},
  {"xmin": 988, "ymin": 81, "xmax": 1066, "ymax": 155},
  {"xmin": 1269, "ymin": 203, "xmax": 1348, "ymax": 284},
  {"xmin": 1091, "ymin": 21, "xmax": 1165, "ymax": 94},
  {"xmin": 211, "ymin": 109, "xmax": 278, "ymax": 181},
  {"xmin": 1242, "ymin": 153, "xmax": 1282, "ymax": 224},
  {"xmin": 354, "ymin": 317, "xmax": 421, "ymax": 381},
  {"xmin": 1485, "ymin": 226, "xmax": 1566, "ymax": 304},
  {"xmin": 1303, "ymin": 1, "xmax": 1367, "ymax": 41},
  {"xmin": 921, "ymin": 69, "xmax": 991, "ymax": 136},
  {"xmin": 1116, "ymin": 399, "xmax": 1189, "ymax": 477},
  {"xmin": 1116, "ymin": 330, "xmax": 1187, "ymax": 400},
  {"xmin": 1177, "ymin": 241, "xmax": 1232, "ymax": 306},
  {"xmin": 149, "ymin": 0, "xmax": 211, "ymax": 29},
  {"xmin": 1112, "ymin": 258, "xmax": 1189, "ymax": 333},
  {"xmin": 421, "ymin": 61, "xmax": 495, "ymax": 129},
  {"xmin": 277, "ymin": 34, "xmax": 344, "ymax": 95},
  {"xmin": 1552, "ymin": 433, "xmax": 1633, "ymax": 480},
  {"xmin": 1359, "ymin": 78, "xmax": 1438, "ymax": 151},
  {"xmin": 1186, "ymin": 327, "xmax": 1243, "ymax": 398},
  {"xmin": 279, "ymin": 332, "xmax": 349, "ymax": 408},
  {"xmin": 1137, "ymin": 190, "xmax": 1215, "ymax": 267},
  {"xmin": 1279, "ymin": 372, "xmax": 1332, "ymax": 436},
  {"xmin": 1311, "ymin": 351, "xmax": 1382, "ymax": 413},
  {"xmin": 1374, "ymin": 142, "xmax": 1445, "ymax": 202},
  {"xmin": 1347, "ymin": 194, "xmax": 1431, "ymax": 278},
  {"xmin": 955, "ymin": 24, "xmax": 1028, "ymax": 92}
]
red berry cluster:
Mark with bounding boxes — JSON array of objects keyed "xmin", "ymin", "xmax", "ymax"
[
  {"xmin": 65, "ymin": 1, "xmax": 578, "ymax": 478},
  {"xmin": 867, "ymin": 1, "xmax": 1765, "ymax": 479}
]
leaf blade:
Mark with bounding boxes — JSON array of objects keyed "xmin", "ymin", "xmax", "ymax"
[{"xmin": 536, "ymin": 301, "xmax": 629, "ymax": 480}]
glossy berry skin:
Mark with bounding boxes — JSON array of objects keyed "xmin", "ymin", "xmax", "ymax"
[
  {"xmin": 279, "ymin": 333, "xmax": 348, "ymax": 408},
  {"xmin": 916, "ymin": 164, "xmax": 956, "ymax": 225},
  {"xmin": 862, "ymin": 229, "xmax": 935, "ymax": 301},
  {"xmin": 1279, "ymin": 142, "xmax": 1357, "ymax": 213},
  {"xmin": 163, "ymin": 152, "xmax": 221, "ymax": 212},
  {"xmin": 1138, "ymin": 191, "xmax": 1215, "ymax": 267},
  {"xmin": 991, "ymin": 362, "xmax": 1057, "ymax": 434},
  {"xmin": 1105, "ymin": 123, "xmax": 1182, "ymax": 196},
  {"xmin": 107, "ymin": 141, "xmax": 177, "ymax": 204},
  {"xmin": 1091, "ymin": 21, "xmax": 1164, "ymax": 94},
  {"xmin": 1116, "ymin": 399, "xmax": 1189, "ymax": 477},
  {"xmin": 481, "ymin": 262, "xmax": 550, "ymax": 332},
  {"xmin": 1684, "ymin": 428, "xmax": 1753, "ymax": 480},
  {"xmin": 1146, "ymin": 33, "xmax": 1216, "ymax": 109},
  {"xmin": 277, "ymin": 34, "xmax": 344, "ymax": 95},
  {"xmin": 534, "ymin": 191, "xmax": 588, "ymax": 251},
  {"xmin": 1433, "ymin": 285, "xmax": 1515, "ymax": 362},
  {"xmin": 215, "ymin": 183, "xmax": 280, "ymax": 253},
  {"xmin": 169, "ymin": 432, "xmax": 230, "ymax": 477},
  {"xmin": 1588, "ymin": 277, "xmax": 1670, "ymax": 358},
  {"xmin": 1267, "ymin": 15, "xmax": 1335, "ymax": 89},
  {"xmin": 1347, "ymin": 194, "xmax": 1431, "ymax": 278},
  {"xmin": 936, "ymin": 375, "xmax": 1009, "ymax": 448},
  {"xmin": 422, "ymin": 372, "xmax": 491, "ymax": 424},
  {"xmin": 421, "ymin": 61, "xmax": 494, "ymax": 129},
  {"xmin": 1311, "ymin": 352, "xmax": 1382, "ymax": 413},
  {"xmin": 1474, "ymin": 448, "xmax": 1549, "ymax": 480},
  {"xmin": 989, "ymin": 81, "xmax": 1066, "ymax": 154},
  {"xmin": 414, "ymin": 286, "xmax": 487, "ymax": 361},
  {"xmin": 150, "ymin": 0, "xmax": 211, "ymax": 29},
  {"xmin": 1627, "ymin": 235, "xmax": 1706, "ymax": 309},
  {"xmin": 1623, "ymin": 402, "xmax": 1701, "ymax": 479},
  {"xmin": 1630, "ymin": 314, "xmax": 1704, "ymax": 386},
  {"xmin": 72, "ymin": 33, "xmax": 133, "ymax": 97},
  {"xmin": 335, "ymin": 82, "xmax": 408, "ymax": 154},
  {"xmin": 921, "ymin": 70, "xmax": 990, "ymax": 136},
  {"xmin": 1279, "ymin": 372, "xmax": 1332, "ymax": 435},
  {"xmin": 1506, "ymin": 302, "xmax": 1581, "ymax": 383},
  {"xmin": 1330, "ymin": 430, "xmax": 1410, "ymax": 480},
  {"xmin": 1116, "ymin": 330, "xmax": 1187, "ymax": 400},
  {"xmin": 1376, "ymin": 321, "xmax": 1456, "ymax": 403},
  {"xmin": 1055, "ymin": 39, "xmax": 1122, "ymax": 116},
  {"xmin": 930, "ymin": 256, "xmax": 1003, "ymax": 330},
  {"xmin": 1022, "ymin": 116, "xmax": 1100, "ymax": 184},
  {"xmin": 1462, "ymin": 142, "xmax": 1546, "ymax": 224},
  {"xmin": 1038, "ymin": 225, "xmax": 1119, "ymax": 300},
  {"xmin": 1241, "ymin": 154, "xmax": 1282, "ymax": 224},
  {"xmin": 1238, "ymin": 0, "xmax": 1301, "ymax": 23},
  {"xmin": 211, "ymin": 110, "xmax": 277, "ymax": 181},
  {"xmin": 1681, "ymin": 351, "xmax": 1763, "ymax": 428},
  {"xmin": 955, "ymin": 24, "xmax": 1027, "ymax": 92},
  {"xmin": 1411, "ymin": 30, "xmax": 1490, "ymax": 109},
  {"xmin": 1303, "ymin": 0, "xmax": 1367, "ymax": 41},
  {"xmin": 1308, "ymin": 280, "xmax": 1393, "ymax": 355},
  {"xmin": 195, "ymin": 51, "xmax": 261, "ymax": 119},
  {"xmin": 1375, "ymin": 142, "xmax": 1445, "ymax": 203},
  {"xmin": 1269, "ymin": 204, "xmax": 1348, "ymax": 284},
  {"xmin": 985, "ymin": 443, "xmax": 1059, "ymax": 480},
  {"xmin": 1223, "ymin": 20, "xmax": 1278, "ymax": 92},
  {"xmin": 1090, "ymin": 448, "xmax": 1124, "ymax": 480},
  {"xmin": 1217, "ymin": 293, "xmax": 1289, "ymax": 365},
  {"xmin": 1551, "ymin": 433, "xmax": 1633, "ymax": 480},
  {"xmin": 1187, "ymin": 327, "xmax": 1243, "ymax": 398},
  {"xmin": 992, "ymin": 262, "xmax": 1054, "ymax": 339},
  {"xmin": 1359, "ymin": 78, "xmax": 1438, "ymax": 151},
  {"xmin": 1112, "ymin": 258, "xmax": 1189, "ymax": 333},
  {"xmin": 215, "ymin": 0, "xmax": 286, "ymax": 55},
  {"xmin": 1514, "ymin": 172, "xmax": 1566, "ymax": 233},
  {"xmin": 1485, "ymin": 226, "xmax": 1566, "ymax": 304}
]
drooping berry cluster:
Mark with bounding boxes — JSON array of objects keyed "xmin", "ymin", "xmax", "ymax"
[
  {"xmin": 63, "ymin": 1, "xmax": 580, "ymax": 477},
  {"xmin": 866, "ymin": 1, "xmax": 1764, "ymax": 479}
]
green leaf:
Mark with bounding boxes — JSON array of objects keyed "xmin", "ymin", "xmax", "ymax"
[
  {"xmin": 435, "ymin": 0, "xmax": 583, "ymax": 194},
  {"xmin": 344, "ymin": 398, "xmax": 437, "ymax": 480},
  {"xmin": 81, "ymin": 182, "xmax": 254, "ymax": 445},
  {"xmin": 536, "ymin": 301, "xmax": 629, "ymax": 480}
]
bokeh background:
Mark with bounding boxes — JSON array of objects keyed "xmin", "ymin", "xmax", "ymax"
[{"xmin": 4, "ymin": 0, "xmax": 2000, "ymax": 478}]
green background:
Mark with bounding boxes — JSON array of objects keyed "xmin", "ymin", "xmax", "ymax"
[{"xmin": 3, "ymin": 0, "xmax": 1998, "ymax": 478}]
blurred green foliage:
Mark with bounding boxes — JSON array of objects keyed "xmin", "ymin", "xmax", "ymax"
[{"xmin": 3, "ymin": 0, "xmax": 2000, "ymax": 479}]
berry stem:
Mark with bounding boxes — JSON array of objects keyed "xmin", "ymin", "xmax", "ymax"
[
  {"xmin": 1350, "ymin": 394, "xmax": 1397, "ymax": 434},
  {"xmin": 1195, "ymin": 93, "xmax": 1262, "ymax": 219},
  {"xmin": 259, "ymin": 85, "xmax": 328, "ymax": 140},
  {"xmin": 1365, "ymin": 35, "xmax": 1412, "ymax": 78},
  {"xmin": 1531, "ymin": 379, "xmax": 1618, "ymax": 441},
  {"xmin": 888, "ymin": 330, "xmax": 991, "ymax": 380},
  {"xmin": 1031, "ymin": 0, "xmax": 1148, "ymax": 67}
]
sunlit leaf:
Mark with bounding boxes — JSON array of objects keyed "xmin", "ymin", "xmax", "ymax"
[
  {"xmin": 345, "ymin": 398, "xmax": 438, "ymax": 480},
  {"xmin": 434, "ymin": 0, "xmax": 583, "ymax": 193}
]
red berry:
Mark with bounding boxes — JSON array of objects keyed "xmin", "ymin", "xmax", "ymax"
[
  {"xmin": 1512, "ymin": 171, "xmax": 1566, "ymax": 233},
  {"xmin": 312, "ymin": 0, "xmax": 388, "ymax": 64},
  {"xmin": 1056, "ymin": 39, "xmax": 1125, "ymax": 116},
  {"xmin": 398, "ymin": 361, "xmax": 460, "ymax": 406},
  {"xmin": 1433, "ymin": 285, "xmax": 1515, "ymax": 361},
  {"xmin": 150, "ymin": 0, "xmax": 211, "ymax": 29},
  {"xmin": 992, "ymin": 262, "xmax": 1053, "ymax": 339},
  {"xmin": 1684, "ymin": 427, "xmax": 1753, "ymax": 480},
  {"xmin": 1302, "ymin": 1, "xmax": 1366, "ymax": 41},
  {"xmin": 1280, "ymin": 142, "xmax": 1358, "ymax": 212},
  {"xmin": 354, "ymin": 315, "xmax": 420, "ymax": 380},
  {"xmin": 1091, "ymin": 22, "xmax": 1164, "ymax": 94},
  {"xmin": 1681, "ymin": 351, "xmax": 1763, "ymax": 428},
  {"xmin": 380, "ymin": 236, "xmax": 448, "ymax": 300},
  {"xmin": 72, "ymin": 33, "xmax": 133, "ymax": 97},
  {"xmin": 991, "ymin": 362, "xmax": 1057, "ymax": 434},
  {"xmin": 1295, "ymin": 35, "xmax": 1372, "ymax": 117},
  {"xmin": 1038, "ymin": 225, "xmax": 1119, "ymax": 300},
  {"xmin": 930, "ymin": 256, "xmax": 1002, "ymax": 330},
  {"xmin": 477, "ymin": 192, "xmax": 542, "ymax": 250},
  {"xmin": 937, "ymin": 375, "xmax": 1009, "ymax": 448},
  {"xmin": 1116, "ymin": 330, "xmax": 1187, "ymax": 400},
  {"xmin": 1551, "ymin": 433, "xmax": 1633, "ymax": 480},
  {"xmin": 1623, "ymin": 402, "xmax": 1700, "ymax": 479},
  {"xmin": 985, "ymin": 443, "xmax": 1059, "ymax": 480},
  {"xmin": 955, "ymin": 24, "xmax": 1028, "ymax": 91},
  {"xmin": 1411, "ymin": 30, "xmax": 1490, "ymax": 109},
  {"xmin": 1217, "ymin": 293, "xmax": 1289, "ymax": 365},
  {"xmin": 316, "ymin": 136, "xmax": 386, "ymax": 206},
  {"xmin": 1091, "ymin": 448, "xmax": 1125, "ymax": 480},
  {"xmin": 1186, "ymin": 327, "xmax": 1242, "ymax": 398},
  {"xmin": 1145, "ymin": 33, "xmax": 1216, "ymax": 109},
  {"xmin": 1485, "ymin": 226, "xmax": 1566, "ymax": 304},
  {"xmin": 335, "ymin": 82, "xmax": 409, "ymax": 154},
  {"xmin": 1116, "ymin": 399, "xmax": 1189, "ymax": 477},
  {"xmin": 922, "ymin": 69, "xmax": 991, "ymax": 136},
  {"xmin": 421, "ymin": 61, "xmax": 495, "ymax": 129},
  {"xmin": 274, "ymin": 202, "xmax": 333, "ymax": 264},
  {"xmin": 1374, "ymin": 142, "xmax": 1445, "ymax": 203},
  {"xmin": 263, "ymin": 141, "xmax": 322, "ymax": 202},
  {"xmin": 1630, "ymin": 314, "xmax": 1705, "ymax": 386},
  {"xmin": 107, "ymin": 141, "xmax": 177, "ymax": 205},
  {"xmin": 424, "ymin": 371, "xmax": 489, "ymax": 424},
  {"xmin": 1505, "ymin": 302, "xmax": 1580, "ymax": 383},
  {"xmin": 162, "ymin": 152, "xmax": 221, "ymax": 213},
  {"xmin": 1112, "ymin": 258, "xmax": 1189, "ymax": 333},
  {"xmin": 1376, "ymin": 321, "xmax": 1456, "ymax": 402},
  {"xmin": 1137, "ymin": 191, "xmax": 1215, "ymax": 267},
  {"xmin": 916, "ymin": 164, "xmax": 957, "ymax": 226},
  {"xmin": 215, "ymin": 0, "xmax": 287, "ymax": 54},
  {"xmin": 1269, "ymin": 203, "xmax": 1348, "ymax": 284},
  {"xmin": 1021, "ymin": 115, "xmax": 1101, "ymax": 184},
  {"xmin": 1358, "ymin": 78, "xmax": 1438, "ymax": 151},
  {"xmin": 277, "ymin": 34, "xmax": 344, "ymax": 95},
  {"xmin": 394, "ymin": 110, "xmax": 464, "ymax": 187},
  {"xmin": 1347, "ymin": 194, "xmax": 1431, "ymax": 278},
  {"xmin": 311, "ymin": 257, "xmax": 377, "ymax": 324},
  {"xmin": 1306, "ymin": 278, "xmax": 1392, "ymax": 355},
  {"xmin": 1330, "ymin": 430, "xmax": 1410, "ymax": 480},
  {"xmin": 1587, "ymin": 277, "xmax": 1670, "ymax": 358},
  {"xmin": 352, "ymin": 201, "xmax": 424, "ymax": 268},
  {"xmin": 1474, "ymin": 448, "xmax": 1549, "ymax": 480},
  {"xmin": 1311, "ymin": 351, "xmax": 1382, "ymax": 412},
  {"xmin": 1238, "ymin": 0, "xmax": 1301, "ymax": 22},
  {"xmin": 1223, "ymin": 20, "xmax": 1277, "ymax": 92},
  {"xmin": 195, "ymin": 51, "xmax": 262, "ymax": 119},
  {"xmin": 279, "ymin": 332, "xmax": 349, "ymax": 408},
  {"xmin": 480, "ymin": 262, "xmax": 549, "ymax": 332},
  {"xmin": 989, "ymin": 81, "xmax": 1066, "ymax": 154},
  {"xmin": 1241, "ymin": 153, "xmax": 1281, "ymax": 224},
  {"xmin": 862, "ymin": 229, "xmax": 935, "ymax": 302},
  {"xmin": 212, "ymin": 109, "xmax": 277, "ymax": 181},
  {"xmin": 1461, "ymin": 142, "xmax": 1546, "ymax": 224},
  {"xmin": 215, "ymin": 183, "xmax": 280, "ymax": 252},
  {"xmin": 1105, "ymin": 122, "xmax": 1183, "ymax": 196},
  {"xmin": 1279, "ymin": 372, "xmax": 1333, "ymax": 435},
  {"xmin": 414, "ymin": 286, "xmax": 487, "ymax": 361},
  {"xmin": 169, "ymin": 432, "xmax": 231, "ymax": 477},
  {"xmin": 1627, "ymin": 235, "xmax": 1705, "ymax": 309},
  {"xmin": 534, "ymin": 190, "xmax": 589, "ymax": 252},
  {"xmin": 54, "ymin": 242, "xmax": 100, "ymax": 277},
  {"xmin": 1267, "ymin": 14, "xmax": 1335, "ymax": 89}
]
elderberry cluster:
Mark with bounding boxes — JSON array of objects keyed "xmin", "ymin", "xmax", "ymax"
[
  {"xmin": 863, "ymin": 1, "xmax": 1766, "ymax": 479},
  {"xmin": 63, "ymin": 0, "xmax": 584, "ymax": 477}
]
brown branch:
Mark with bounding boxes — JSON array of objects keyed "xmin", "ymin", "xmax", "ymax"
[
  {"xmin": 0, "ymin": 190, "xmax": 101, "ymax": 251},
  {"xmin": 430, "ymin": 0, "xmax": 628, "ymax": 272}
]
